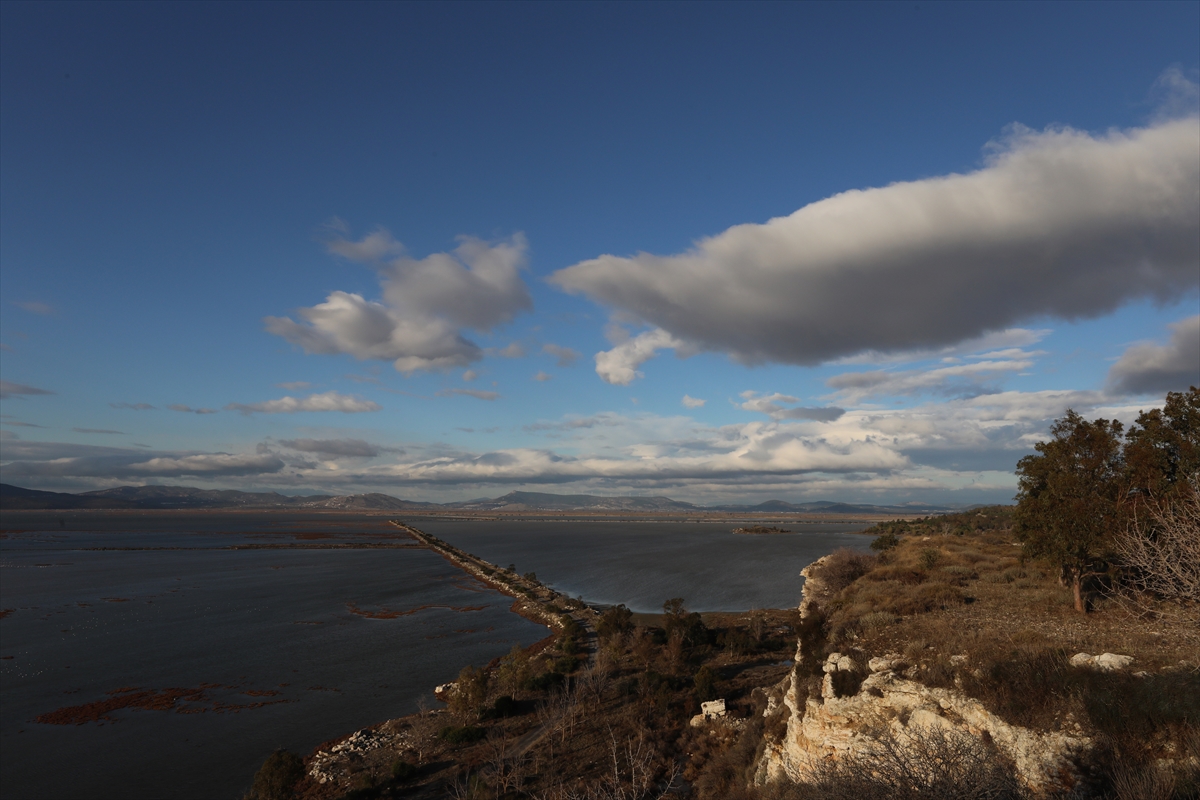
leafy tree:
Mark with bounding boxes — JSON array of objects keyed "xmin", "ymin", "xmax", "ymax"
[
  {"xmin": 1015, "ymin": 410, "xmax": 1124, "ymax": 613},
  {"xmin": 244, "ymin": 749, "xmax": 304, "ymax": 800},
  {"xmin": 448, "ymin": 664, "xmax": 489, "ymax": 717},
  {"xmin": 662, "ymin": 597, "xmax": 707, "ymax": 646},
  {"xmin": 496, "ymin": 644, "xmax": 530, "ymax": 697},
  {"xmin": 597, "ymin": 604, "xmax": 634, "ymax": 642},
  {"xmin": 1124, "ymin": 387, "xmax": 1200, "ymax": 502}
]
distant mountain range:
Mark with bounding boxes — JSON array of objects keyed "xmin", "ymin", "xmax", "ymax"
[
  {"xmin": 0, "ymin": 483, "xmax": 436, "ymax": 511},
  {"xmin": 0, "ymin": 483, "xmax": 962, "ymax": 514}
]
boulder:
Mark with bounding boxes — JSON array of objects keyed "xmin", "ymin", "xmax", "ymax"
[{"xmin": 1069, "ymin": 652, "xmax": 1134, "ymax": 671}]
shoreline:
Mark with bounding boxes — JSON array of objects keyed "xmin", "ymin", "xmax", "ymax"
[
  {"xmin": 295, "ymin": 521, "xmax": 809, "ymax": 794},
  {"xmin": 391, "ymin": 520, "xmax": 599, "ymax": 634}
]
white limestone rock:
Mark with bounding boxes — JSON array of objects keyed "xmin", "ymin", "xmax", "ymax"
[{"xmin": 1069, "ymin": 652, "xmax": 1134, "ymax": 671}]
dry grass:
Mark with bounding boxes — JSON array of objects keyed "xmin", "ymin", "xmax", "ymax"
[{"xmin": 805, "ymin": 525, "xmax": 1200, "ymax": 794}]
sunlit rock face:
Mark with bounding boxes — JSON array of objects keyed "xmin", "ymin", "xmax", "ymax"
[{"xmin": 754, "ymin": 558, "xmax": 1090, "ymax": 795}]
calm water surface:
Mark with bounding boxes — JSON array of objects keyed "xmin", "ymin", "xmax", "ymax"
[
  {"xmin": 0, "ymin": 513, "xmax": 547, "ymax": 800},
  {"xmin": 0, "ymin": 512, "xmax": 869, "ymax": 799},
  {"xmin": 416, "ymin": 519, "xmax": 870, "ymax": 612}
]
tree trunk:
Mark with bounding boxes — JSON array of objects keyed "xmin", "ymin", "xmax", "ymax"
[{"xmin": 1072, "ymin": 571, "xmax": 1086, "ymax": 613}]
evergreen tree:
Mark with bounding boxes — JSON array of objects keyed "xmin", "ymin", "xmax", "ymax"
[{"xmin": 1015, "ymin": 410, "xmax": 1124, "ymax": 612}]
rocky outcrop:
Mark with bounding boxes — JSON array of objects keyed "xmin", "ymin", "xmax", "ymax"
[
  {"xmin": 308, "ymin": 727, "xmax": 411, "ymax": 786},
  {"xmin": 753, "ymin": 558, "xmax": 1091, "ymax": 795},
  {"xmin": 1068, "ymin": 652, "xmax": 1134, "ymax": 671}
]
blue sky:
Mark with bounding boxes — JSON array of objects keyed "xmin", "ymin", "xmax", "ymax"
[{"xmin": 2, "ymin": 1, "xmax": 1198, "ymax": 504}]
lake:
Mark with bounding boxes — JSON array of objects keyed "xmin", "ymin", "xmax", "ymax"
[{"xmin": 0, "ymin": 512, "xmax": 869, "ymax": 799}]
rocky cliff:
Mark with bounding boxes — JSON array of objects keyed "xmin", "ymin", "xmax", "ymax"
[{"xmin": 753, "ymin": 556, "xmax": 1090, "ymax": 795}]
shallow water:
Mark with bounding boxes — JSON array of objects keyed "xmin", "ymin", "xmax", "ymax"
[
  {"xmin": 414, "ymin": 518, "xmax": 871, "ymax": 612},
  {"xmin": 0, "ymin": 512, "xmax": 870, "ymax": 799},
  {"xmin": 0, "ymin": 513, "xmax": 548, "ymax": 800}
]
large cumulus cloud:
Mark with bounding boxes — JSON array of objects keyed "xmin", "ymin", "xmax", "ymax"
[
  {"xmin": 266, "ymin": 231, "xmax": 532, "ymax": 373},
  {"xmin": 552, "ymin": 118, "xmax": 1199, "ymax": 378},
  {"xmin": 1107, "ymin": 315, "xmax": 1200, "ymax": 396}
]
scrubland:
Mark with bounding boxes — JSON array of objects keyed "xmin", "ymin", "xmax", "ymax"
[{"xmin": 244, "ymin": 504, "xmax": 1197, "ymax": 800}]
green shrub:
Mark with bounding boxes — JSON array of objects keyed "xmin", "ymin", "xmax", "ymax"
[
  {"xmin": 694, "ymin": 665, "xmax": 717, "ymax": 701},
  {"xmin": 390, "ymin": 759, "xmax": 417, "ymax": 780},
  {"xmin": 817, "ymin": 549, "xmax": 877, "ymax": 593},
  {"xmin": 491, "ymin": 695, "xmax": 516, "ymax": 717},
  {"xmin": 521, "ymin": 670, "xmax": 565, "ymax": 691},
  {"xmin": 244, "ymin": 749, "xmax": 304, "ymax": 800},
  {"xmin": 870, "ymin": 532, "xmax": 899, "ymax": 551},
  {"xmin": 597, "ymin": 604, "xmax": 634, "ymax": 641},
  {"xmin": 439, "ymin": 725, "xmax": 487, "ymax": 744}
]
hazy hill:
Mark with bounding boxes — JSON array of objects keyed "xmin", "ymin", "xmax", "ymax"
[
  {"xmin": 304, "ymin": 493, "xmax": 436, "ymax": 511},
  {"xmin": 448, "ymin": 491, "xmax": 700, "ymax": 511},
  {"xmin": 79, "ymin": 485, "xmax": 326, "ymax": 508},
  {"xmin": 0, "ymin": 483, "xmax": 431, "ymax": 511},
  {"xmin": 1, "ymin": 483, "xmax": 959, "ymax": 514},
  {"xmin": 0, "ymin": 483, "xmax": 140, "ymax": 510}
]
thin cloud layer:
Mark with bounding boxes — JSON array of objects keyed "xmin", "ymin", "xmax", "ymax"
[
  {"xmin": 436, "ymin": 388, "xmax": 501, "ymax": 401},
  {"xmin": 266, "ymin": 231, "xmax": 532, "ymax": 373},
  {"xmin": 278, "ymin": 438, "xmax": 384, "ymax": 458},
  {"xmin": 0, "ymin": 381, "xmax": 54, "ymax": 399},
  {"xmin": 738, "ymin": 392, "xmax": 845, "ymax": 421},
  {"xmin": 543, "ymin": 344, "xmax": 581, "ymax": 367},
  {"xmin": 552, "ymin": 118, "xmax": 1199, "ymax": 373},
  {"xmin": 1107, "ymin": 315, "xmax": 1200, "ymax": 395},
  {"xmin": 827, "ymin": 357, "xmax": 1036, "ymax": 403},
  {"xmin": 168, "ymin": 404, "xmax": 218, "ymax": 414},
  {"xmin": 225, "ymin": 390, "xmax": 381, "ymax": 414},
  {"xmin": 1, "ymin": 441, "xmax": 285, "ymax": 480}
]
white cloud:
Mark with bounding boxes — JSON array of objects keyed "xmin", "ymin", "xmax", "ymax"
[
  {"xmin": 278, "ymin": 438, "xmax": 385, "ymax": 458},
  {"xmin": 738, "ymin": 391, "xmax": 844, "ymax": 421},
  {"xmin": 168, "ymin": 404, "xmax": 218, "ymax": 414},
  {"xmin": 462, "ymin": 370, "xmax": 478, "ymax": 382},
  {"xmin": 225, "ymin": 390, "xmax": 381, "ymax": 414},
  {"xmin": 543, "ymin": 343, "xmax": 581, "ymax": 367},
  {"xmin": 552, "ymin": 116, "xmax": 1199, "ymax": 371},
  {"xmin": 1, "ymin": 441, "xmax": 286, "ymax": 480},
  {"xmin": 594, "ymin": 328, "xmax": 686, "ymax": 385},
  {"xmin": 355, "ymin": 419, "xmax": 908, "ymax": 485},
  {"xmin": 833, "ymin": 328, "xmax": 1052, "ymax": 366},
  {"xmin": 534, "ymin": 371, "xmax": 552, "ymax": 382},
  {"xmin": 14, "ymin": 301, "xmax": 53, "ymax": 315},
  {"xmin": 682, "ymin": 395, "xmax": 706, "ymax": 409},
  {"xmin": 826, "ymin": 358, "xmax": 1036, "ymax": 403},
  {"xmin": 266, "ymin": 231, "xmax": 532, "ymax": 373},
  {"xmin": 436, "ymin": 388, "xmax": 501, "ymax": 401},
  {"xmin": 0, "ymin": 381, "xmax": 54, "ymax": 399},
  {"xmin": 490, "ymin": 342, "xmax": 526, "ymax": 358},
  {"xmin": 72, "ymin": 428, "xmax": 124, "ymax": 434},
  {"xmin": 1107, "ymin": 315, "xmax": 1200, "ymax": 395},
  {"xmin": 4, "ymin": 390, "xmax": 1116, "ymax": 502},
  {"xmin": 127, "ymin": 453, "xmax": 285, "ymax": 477}
]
